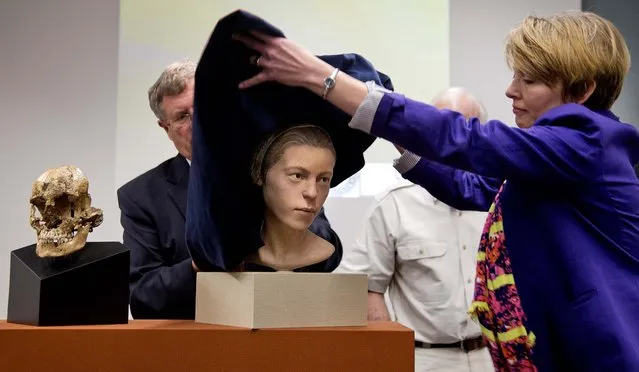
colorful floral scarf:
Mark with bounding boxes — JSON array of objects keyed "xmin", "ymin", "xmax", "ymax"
[{"xmin": 469, "ymin": 183, "xmax": 537, "ymax": 371}]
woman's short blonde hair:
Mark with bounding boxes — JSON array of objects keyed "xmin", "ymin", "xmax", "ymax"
[{"xmin": 506, "ymin": 11, "xmax": 630, "ymax": 110}]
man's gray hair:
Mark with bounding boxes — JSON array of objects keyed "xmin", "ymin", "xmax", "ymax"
[
  {"xmin": 148, "ymin": 59, "xmax": 197, "ymax": 120},
  {"xmin": 431, "ymin": 87, "xmax": 488, "ymax": 122}
]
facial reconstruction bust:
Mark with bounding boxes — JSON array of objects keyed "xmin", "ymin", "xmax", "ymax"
[
  {"xmin": 248, "ymin": 125, "xmax": 337, "ymax": 270},
  {"xmin": 252, "ymin": 125, "xmax": 336, "ymax": 230},
  {"xmin": 29, "ymin": 165, "xmax": 103, "ymax": 258}
]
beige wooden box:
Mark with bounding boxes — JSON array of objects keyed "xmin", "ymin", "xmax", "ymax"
[{"xmin": 195, "ymin": 272, "xmax": 368, "ymax": 329}]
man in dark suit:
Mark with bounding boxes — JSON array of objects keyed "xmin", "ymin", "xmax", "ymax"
[{"xmin": 117, "ymin": 59, "xmax": 339, "ymax": 319}]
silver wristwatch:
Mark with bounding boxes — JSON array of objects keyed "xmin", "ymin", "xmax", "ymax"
[{"xmin": 322, "ymin": 68, "xmax": 340, "ymax": 100}]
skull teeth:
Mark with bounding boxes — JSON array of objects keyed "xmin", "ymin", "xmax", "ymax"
[
  {"xmin": 38, "ymin": 229, "xmax": 75, "ymax": 243},
  {"xmin": 43, "ymin": 237, "xmax": 70, "ymax": 244}
]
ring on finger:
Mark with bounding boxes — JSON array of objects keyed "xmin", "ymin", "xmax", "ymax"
[{"xmin": 249, "ymin": 55, "xmax": 262, "ymax": 66}]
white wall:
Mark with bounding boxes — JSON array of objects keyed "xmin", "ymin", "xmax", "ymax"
[
  {"xmin": 0, "ymin": 0, "xmax": 586, "ymax": 318},
  {"xmin": 115, "ymin": 0, "xmax": 450, "ymax": 188},
  {"xmin": 0, "ymin": 0, "xmax": 120, "ymax": 317}
]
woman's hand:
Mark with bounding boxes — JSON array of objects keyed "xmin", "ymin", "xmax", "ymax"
[
  {"xmin": 234, "ymin": 30, "xmax": 370, "ymax": 117},
  {"xmin": 234, "ymin": 31, "xmax": 334, "ymax": 95}
]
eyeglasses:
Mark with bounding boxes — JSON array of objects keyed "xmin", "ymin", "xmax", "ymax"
[{"xmin": 165, "ymin": 112, "xmax": 192, "ymax": 128}]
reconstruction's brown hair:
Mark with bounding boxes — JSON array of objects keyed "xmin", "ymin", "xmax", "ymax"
[
  {"xmin": 251, "ymin": 125, "xmax": 336, "ymax": 185},
  {"xmin": 505, "ymin": 11, "xmax": 630, "ymax": 110}
]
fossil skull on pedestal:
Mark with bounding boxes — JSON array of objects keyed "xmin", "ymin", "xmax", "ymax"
[{"xmin": 29, "ymin": 165, "xmax": 103, "ymax": 258}]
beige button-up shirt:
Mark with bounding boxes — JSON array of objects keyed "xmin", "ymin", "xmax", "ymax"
[{"xmin": 337, "ymin": 179, "xmax": 487, "ymax": 344}]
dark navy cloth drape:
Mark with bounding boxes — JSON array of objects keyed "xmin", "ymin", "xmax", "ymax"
[{"xmin": 185, "ymin": 10, "xmax": 395, "ymax": 272}]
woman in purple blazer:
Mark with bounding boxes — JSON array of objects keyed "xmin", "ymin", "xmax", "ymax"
[{"xmin": 235, "ymin": 10, "xmax": 639, "ymax": 372}]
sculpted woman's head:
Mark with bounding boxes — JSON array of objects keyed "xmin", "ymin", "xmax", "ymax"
[
  {"xmin": 504, "ymin": 11, "xmax": 630, "ymax": 128},
  {"xmin": 251, "ymin": 125, "xmax": 336, "ymax": 232}
]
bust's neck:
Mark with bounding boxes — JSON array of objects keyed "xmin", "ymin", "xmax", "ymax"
[
  {"xmin": 245, "ymin": 212, "xmax": 334, "ymax": 271},
  {"xmin": 261, "ymin": 214, "xmax": 310, "ymax": 260}
]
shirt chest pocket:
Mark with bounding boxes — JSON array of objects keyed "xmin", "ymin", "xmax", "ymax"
[
  {"xmin": 396, "ymin": 240, "xmax": 455, "ymax": 305},
  {"xmin": 396, "ymin": 241, "xmax": 447, "ymax": 260}
]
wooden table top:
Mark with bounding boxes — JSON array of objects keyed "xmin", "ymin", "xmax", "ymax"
[{"xmin": 0, "ymin": 319, "xmax": 410, "ymax": 332}]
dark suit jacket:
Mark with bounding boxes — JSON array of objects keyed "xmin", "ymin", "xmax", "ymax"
[{"xmin": 117, "ymin": 154, "xmax": 340, "ymax": 319}]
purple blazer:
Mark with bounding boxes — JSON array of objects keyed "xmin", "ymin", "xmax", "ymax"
[{"xmin": 350, "ymin": 87, "xmax": 639, "ymax": 371}]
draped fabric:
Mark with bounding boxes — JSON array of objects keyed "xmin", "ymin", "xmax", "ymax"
[{"xmin": 186, "ymin": 10, "xmax": 395, "ymax": 272}]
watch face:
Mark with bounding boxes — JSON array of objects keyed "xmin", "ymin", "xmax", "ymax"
[{"xmin": 325, "ymin": 77, "xmax": 335, "ymax": 88}]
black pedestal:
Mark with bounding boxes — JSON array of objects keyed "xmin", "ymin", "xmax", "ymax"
[{"xmin": 7, "ymin": 241, "xmax": 130, "ymax": 326}]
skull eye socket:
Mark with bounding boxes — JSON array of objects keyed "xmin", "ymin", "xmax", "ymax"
[{"xmin": 30, "ymin": 196, "xmax": 45, "ymax": 209}]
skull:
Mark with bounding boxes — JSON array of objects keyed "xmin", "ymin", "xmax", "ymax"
[{"xmin": 29, "ymin": 165, "xmax": 103, "ymax": 258}]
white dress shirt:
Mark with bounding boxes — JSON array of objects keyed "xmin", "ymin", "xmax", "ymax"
[{"xmin": 337, "ymin": 179, "xmax": 488, "ymax": 344}]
